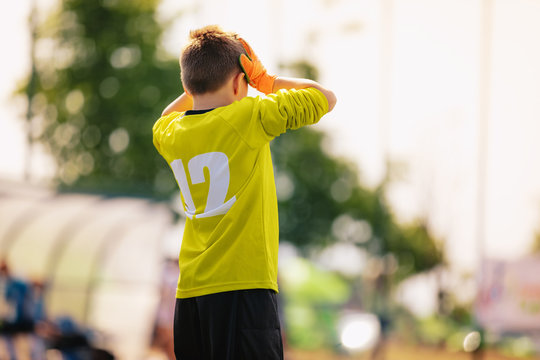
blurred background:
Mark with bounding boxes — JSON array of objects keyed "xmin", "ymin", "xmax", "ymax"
[{"xmin": 1, "ymin": 0, "xmax": 540, "ymax": 359}]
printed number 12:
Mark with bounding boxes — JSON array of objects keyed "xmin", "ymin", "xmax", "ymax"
[{"xmin": 171, "ymin": 152, "xmax": 236, "ymax": 219}]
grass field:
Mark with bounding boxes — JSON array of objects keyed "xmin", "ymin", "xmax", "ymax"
[{"xmin": 286, "ymin": 341, "xmax": 538, "ymax": 360}]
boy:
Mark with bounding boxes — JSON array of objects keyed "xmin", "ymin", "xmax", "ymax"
[{"xmin": 153, "ymin": 25, "xmax": 336, "ymax": 360}]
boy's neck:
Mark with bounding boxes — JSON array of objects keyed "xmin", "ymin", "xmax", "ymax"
[{"xmin": 192, "ymin": 89, "xmax": 236, "ymax": 111}]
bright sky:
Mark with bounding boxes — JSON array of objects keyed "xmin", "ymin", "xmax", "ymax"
[{"xmin": 2, "ymin": 0, "xmax": 540, "ymax": 275}]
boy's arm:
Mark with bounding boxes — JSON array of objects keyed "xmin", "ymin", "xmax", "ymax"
[
  {"xmin": 239, "ymin": 38, "xmax": 336, "ymax": 112},
  {"xmin": 272, "ymin": 77, "xmax": 337, "ymax": 112},
  {"xmin": 161, "ymin": 92, "xmax": 193, "ymax": 117}
]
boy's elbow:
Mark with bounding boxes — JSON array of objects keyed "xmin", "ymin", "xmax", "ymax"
[{"xmin": 326, "ymin": 91, "xmax": 337, "ymax": 112}]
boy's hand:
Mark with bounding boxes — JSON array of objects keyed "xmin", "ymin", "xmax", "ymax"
[{"xmin": 239, "ymin": 38, "xmax": 276, "ymax": 95}]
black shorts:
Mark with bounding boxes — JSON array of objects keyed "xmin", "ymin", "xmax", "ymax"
[{"xmin": 174, "ymin": 289, "xmax": 283, "ymax": 360}]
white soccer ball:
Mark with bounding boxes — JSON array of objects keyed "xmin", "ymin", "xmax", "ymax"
[{"xmin": 463, "ymin": 331, "xmax": 481, "ymax": 352}]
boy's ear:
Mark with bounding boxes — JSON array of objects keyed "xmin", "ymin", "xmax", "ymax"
[{"xmin": 232, "ymin": 72, "xmax": 245, "ymax": 95}]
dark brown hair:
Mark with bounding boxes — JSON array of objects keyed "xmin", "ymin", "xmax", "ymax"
[{"xmin": 180, "ymin": 25, "xmax": 245, "ymax": 95}]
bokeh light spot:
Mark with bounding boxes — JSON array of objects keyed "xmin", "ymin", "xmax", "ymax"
[
  {"xmin": 275, "ymin": 172, "xmax": 295, "ymax": 201},
  {"xmin": 65, "ymin": 89, "xmax": 85, "ymax": 114},
  {"xmin": 332, "ymin": 214, "xmax": 372, "ymax": 243},
  {"xmin": 77, "ymin": 152, "xmax": 95, "ymax": 175},
  {"xmin": 59, "ymin": 161, "xmax": 80, "ymax": 185},
  {"xmin": 82, "ymin": 125, "xmax": 102, "ymax": 148},
  {"xmin": 330, "ymin": 177, "xmax": 353, "ymax": 202},
  {"xmin": 110, "ymin": 45, "xmax": 141, "ymax": 69},
  {"xmin": 339, "ymin": 313, "xmax": 380, "ymax": 352},
  {"xmin": 53, "ymin": 123, "xmax": 80, "ymax": 148},
  {"xmin": 99, "ymin": 77, "xmax": 120, "ymax": 99},
  {"xmin": 109, "ymin": 127, "xmax": 130, "ymax": 154}
]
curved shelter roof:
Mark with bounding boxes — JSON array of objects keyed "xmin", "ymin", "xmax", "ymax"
[{"xmin": 0, "ymin": 180, "xmax": 175, "ymax": 359}]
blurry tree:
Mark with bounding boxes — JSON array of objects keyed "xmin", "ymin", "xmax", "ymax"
[
  {"xmin": 274, "ymin": 62, "xmax": 443, "ymax": 281},
  {"xmin": 279, "ymin": 257, "xmax": 350, "ymax": 349},
  {"xmin": 274, "ymin": 61, "xmax": 444, "ymax": 352},
  {"xmin": 21, "ymin": 0, "xmax": 180, "ymax": 197},
  {"xmin": 20, "ymin": 0, "xmax": 443, "ymax": 277}
]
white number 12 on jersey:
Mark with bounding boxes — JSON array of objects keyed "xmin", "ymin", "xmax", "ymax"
[{"xmin": 170, "ymin": 152, "xmax": 236, "ymax": 219}]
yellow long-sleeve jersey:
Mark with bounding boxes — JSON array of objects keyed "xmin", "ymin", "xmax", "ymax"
[{"xmin": 153, "ymin": 88, "xmax": 328, "ymax": 298}]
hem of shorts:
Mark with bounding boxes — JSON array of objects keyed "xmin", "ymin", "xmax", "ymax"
[{"xmin": 176, "ymin": 281, "xmax": 278, "ymax": 299}]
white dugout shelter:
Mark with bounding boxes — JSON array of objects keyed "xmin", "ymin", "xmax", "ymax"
[{"xmin": 0, "ymin": 180, "xmax": 176, "ymax": 359}]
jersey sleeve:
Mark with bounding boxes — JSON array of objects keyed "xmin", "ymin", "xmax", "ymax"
[
  {"xmin": 240, "ymin": 87, "xmax": 328, "ymax": 148},
  {"xmin": 152, "ymin": 111, "xmax": 181, "ymax": 159}
]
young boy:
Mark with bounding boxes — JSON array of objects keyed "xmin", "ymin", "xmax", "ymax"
[{"xmin": 152, "ymin": 25, "xmax": 336, "ymax": 360}]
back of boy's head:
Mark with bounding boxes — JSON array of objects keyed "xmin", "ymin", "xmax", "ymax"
[{"xmin": 181, "ymin": 25, "xmax": 245, "ymax": 95}]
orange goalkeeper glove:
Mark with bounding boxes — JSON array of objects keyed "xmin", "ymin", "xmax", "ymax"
[{"xmin": 239, "ymin": 38, "xmax": 277, "ymax": 95}]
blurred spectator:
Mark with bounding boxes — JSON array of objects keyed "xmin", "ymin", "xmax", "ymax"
[
  {"xmin": 0, "ymin": 259, "xmax": 115, "ymax": 359},
  {"xmin": 0, "ymin": 259, "xmax": 34, "ymax": 334},
  {"xmin": 35, "ymin": 315, "xmax": 115, "ymax": 360},
  {"xmin": 29, "ymin": 279, "xmax": 48, "ymax": 360},
  {"xmin": 150, "ymin": 258, "xmax": 178, "ymax": 360},
  {"xmin": 0, "ymin": 259, "xmax": 34, "ymax": 359}
]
